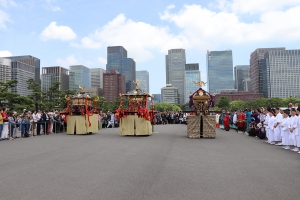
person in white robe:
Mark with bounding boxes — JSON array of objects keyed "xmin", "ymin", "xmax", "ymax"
[
  {"xmin": 281, "ymin": 109, "xmax": 291, "ymax": 150},
  {"xmin": 274, "ymin": 108, "xmax": 283, "ymax": 145},
  {"xmin": 263, "ymin": 108, "xmax": 270, "ymax": 143},
  {"xmin": 296, "ymin": 108, "xmax": 300, "ymax": 153},
  {"xmin": 289, "ymin": 108, "xmax": 298, "ymax": 152},
  {"xmin": 267, "ymin": 110, "xmax": 275, "ymax": 145}
]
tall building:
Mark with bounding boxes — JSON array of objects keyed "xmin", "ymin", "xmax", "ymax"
[
  {"xmin": 0, "ymin": 58, "xmax": 11, "ymax": 83},
  {"xmin": 152, "ymin": 94, "xmax": 161, "ymax": 104},
  {"xmin": 250, "ymin": 48, "xmax": 285, "ymax": 93},
  {"xmin": 161, "ymin": 84, "xmax": 179, "ymax": 105},
  {"xmin": 106, "ymin": 46, "xmax": 136, "ymax": 92},
  {"xmin": 165, "ymin": 49, "xmax": 186, "ymax": 105},
  {"xmin": 6, "ymin": 55, "xmax": 41, "ymax": 84},
  {"xmin": 122, "ymin": 58, "xmax": 136, "ymax": 92},
  {"xmin": 234, "ymin": 65, "xmax": 250, "ymax": 91},
  {"xmin": 207, "ymin": 50, "xmax": 234, "ymax": 94},
  {"xmin": 91, "ymin": 68, "xmax": 106, "ymax": 89},
  {"xmin": 262, "ymin": 49, "xmax": 300, "ymax": 98},
  {"xmin": 103, "ymin": 70, "xmax": 126, "ymax": 102},
  {"xmin": 41, "ymin": 66, "xmax": 69, "ymax": 92},
  {"xmin": 69, "ymin": 65, "xmax": 91, "ymax": 92},
  {"xmin": 136, "ymin": 70, "xmax": 149, "ymax": 93},
  {"xmin": 11, "ymin": 61, "xmax": 35, "ymax": 96},
  {"xmin": 184, "ymin": 63, "xmax": 200, "ymax": 103}
]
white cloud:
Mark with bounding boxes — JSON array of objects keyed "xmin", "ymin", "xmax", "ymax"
[
  {"xmin": 214, "ymin": 0, "xmax": 300, "ymax": 14},
  {"xmin": 0, "ymin": 50, "xmax": 12, "ymax": 57},
  {"xmin": 56, "ymin": 55, "xmax": 78, "ymax": 67},
  {"xmin": 71, "ymin": 37, "xmax": 102, "ymax": 49},
  {"xmin": 160, "ymin": 4, "xmax": 300, "ymax": 44},
  {"xmin": 40, "ymin": 22, "xmax": 76, "ymax": 41},
  {"xmin": 0, "ymin": 0, "xmax": 19, "ymax": 8},
  {"xmin": 97, "ymin": 57, "xmax": 106, "ymax": 65},
  {"xmin": 0, "ymin": 10, "xmax": 11, "ymax": 29},
  {"xmin": 43, "ymin": 0, "xmax": 61, "ymax": 12},
  {"xmin": 90, "ymin": 14, "xmax": 188, "ymax": 62}
]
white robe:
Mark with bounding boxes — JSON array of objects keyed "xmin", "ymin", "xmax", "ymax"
[
  {"xmin": 216, "ymin": 114, "xmax": 220, "ymax": 124},
  {"xmin": 267, "ymin": 116, "xmax": 275, "ymax": 143},
  {"xmin": 289, "ymin": 116, "xmax": 297, "ymax": 146},
  {"xmin": 280, "ymin": 117, "xmax": 290, "ymax": 146},
  {"xmin": 264, "ymin": 113, "xmax": 270, "ymax": 139},
  {"xmin": 296, "ymin": 116, "xmax": 300, "ymax": 148},
  {"xmin": 274, "ymin": 113, "xmax": 283, "ymax": 141}
]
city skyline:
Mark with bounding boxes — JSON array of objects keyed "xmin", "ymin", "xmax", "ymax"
[{"xmin": 1, "ymin": 0, "xmax": 300, "ymax": 94}]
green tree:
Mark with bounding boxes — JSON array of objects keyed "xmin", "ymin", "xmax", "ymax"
[
  {"xmin": 44, "ymin": 82, "xmax": 61, "ymax": 111},
  {"xmin": 230, "ymin": 100, "xmax": 247, "ymax": 110},
  {"xmin": 27, "ymin": 78, "xmax": 45, "ymax": 111},
  {"xmin": 154, "ymin": 102, "xmax": 182, "ymax": 112},
  {"xmin": 266, "ymin": 97, "xmax": 283, "ymax": 108},
  {"xmin": 216, "ymin": 96, "xmax": 230, "ymax": 110}
]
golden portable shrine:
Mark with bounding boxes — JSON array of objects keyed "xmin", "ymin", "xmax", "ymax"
[
  {"xmin": 62, "ymin": 86, "xmax": 99, "ymax": 135},
  {"xmin": 115, "ymin": 81, "xmax": 155, "ymax": 136},
  {"xmin": 187, "ymin": 81, "xmax": 216, "ymax": 138}
]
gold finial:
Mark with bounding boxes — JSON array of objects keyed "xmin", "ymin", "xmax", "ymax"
[
  {"xmin": 133, "ymin": 81, "xmax": 140, "ymax": 88},
  {"xmin": 79, "ymin": 85, "xmax": 85, "ymax": 91},
  {"xmin": 193, "ymin": 81, "xmax": 206, "ymax": 87},
  {"xmin": 65, "ymin": 95, "xmax": 70, "ymax": 100}
]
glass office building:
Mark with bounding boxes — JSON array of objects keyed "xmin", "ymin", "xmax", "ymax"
[
  {"xmin": 69, "ymin": 65, "xmax": 91, "ymax": 92},
  {"xmin": 262, "ymin": 49, "xmax": 300, "ymax": 98},
  {"xmin": 6, "ymin": 55, "xmax": 41, "ymax": 84},
  {"xmin": 0, "ymin": 58, "xmax": 11, "ymax": 83},
  {"xmin": 106, "ymin": 46, "xmax": 136, "ymax": 92},
  {"xmin": 207, "ymin": 50, "xmax": 234, "ymax": 94},
  {"xmin": 234, "ymin": 65, "xmax": 250, "ymax": 91},
  {"xmin": 185, "ymin": 63, "xmax": 200, "ymax": 103},
  {"xmin": 136, "ymin": 70, "xmax": 149, "ymax": 93},
  {"xmin": 41, "ymin": 66, "xmax": 69, "ymax": 92},
  {"xmin": 122, "ymin": 58, "xmax": 136, "ymax": 92},
  {"xmin": 11, "ymin": 61, "xmax": 35, "ymax": 96},
  {"xmin": 166, "ymin": 49, "xmax": 186, "ymax": 105},
  {"xmin": 161, "ymin": 84, "xmax": 179, "ymax": 105}
]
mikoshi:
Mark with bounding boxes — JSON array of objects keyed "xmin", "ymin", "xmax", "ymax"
[
  {"xmin": 115, "ymin": 81, "xmax": 155, "ymax": 136},
  {"xmin": 61, "ymin": 86, "xmax": 99, "ymax": 135}
]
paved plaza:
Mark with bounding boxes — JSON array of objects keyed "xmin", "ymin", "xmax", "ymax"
[{"xmin": 0, "ymin": 124, "xmax": 299, "ymax": 200}]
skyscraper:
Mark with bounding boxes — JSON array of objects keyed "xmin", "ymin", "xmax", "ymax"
[
  {"xmin": 91, "ymin": 68, "xmax": 106, "ymax": 89},
  {"xmin": 41, "ymin": 66, "xmax": 69, "ymax": 92},
  {"xmin": 0, "ymin": 58, "xmax": 11, "ymax": 83},
  {"xmin": 161, "ymin": 84, "xmax": 179, "ymax": 105},
  {"xmin": 106, "ymin": 46, "xmax": 136, "ymax": 92},
  {"xmin": 234, "ymin": 65, "xmax": 250, "ymax": 92},
  {"xmin": 11, "ymin": 61, "xmax": 35, "ymax": 96},
  {"xmin": 250, "ymin": 48, "xmax": 285, "ymax": 93},
  {"xmin": 207, "ymin": 50, "xmax": 234, "ymax": 94},
  {"xmin": 184, "ymin": 63, "xmax": 200, "ymax": 103},
  {"xmin": 103, "ymin": 70, "xmax": 126, "ymax": 102},
  {"xmin": 6, "ymin": 55, "xmax": 41, "ymax": 84},
  {"xmin": 69, "ymin": 65, "xmax": 91, "ymax": 92},
  {"xmin": 165, "ymin": 49, "xmax": 186, "ymax": 105},
  {"xmin": 262, "ymin": 49, "xmax": 300, "ymax": 98},
  {"xmin": 136, "ymin": 70, "xmax": 149, "ymax": 93}
]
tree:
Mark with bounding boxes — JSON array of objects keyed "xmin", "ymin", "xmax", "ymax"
[
  {"xmin": 216, "ymin": 96, "xmax": 230, "ymax": 110},
  {"xmin": 230, "ymin": 100, "xmax": 247, "ymax": 110},
  {"xmin": 154, "ymin": 102, "xmax": 182, "ymax": 112},
  {"xmin": 44, "ymin": 82, "xmax": 61, "ymax": 111},
  {"xmin": 27, "ymin": 78, "xmax": 45, "ymax": 111}
]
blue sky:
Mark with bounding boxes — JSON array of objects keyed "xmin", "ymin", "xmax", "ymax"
[{"xmin": 1, "ymin": 0, "xmax": 300, "ymax": 94}]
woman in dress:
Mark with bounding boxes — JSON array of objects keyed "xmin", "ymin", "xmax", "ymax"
[{"xmin": 1, "ymin": 107, "xmax": 9, "ymax": 140}]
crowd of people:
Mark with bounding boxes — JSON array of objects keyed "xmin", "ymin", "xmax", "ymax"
[
  {"xmin": 154, "ymin": 111, "xmax": 189, "ymax": 125},
  {"xmin": 0, "ymin": 107, "xmax": 65, "ymax": 141},
  {"xmin": 216, "ymin": 103, "xmax": 300, "ymax": 154}
]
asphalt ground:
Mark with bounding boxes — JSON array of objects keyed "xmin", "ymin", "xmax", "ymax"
[{"xmin": 0, "ymin": 125, "xmax": 299, "ymax": 200}]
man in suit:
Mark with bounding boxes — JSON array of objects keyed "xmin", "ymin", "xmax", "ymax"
[{"xmin": 41, "ymin": 110, "xmax": 50, "ymax": 135}]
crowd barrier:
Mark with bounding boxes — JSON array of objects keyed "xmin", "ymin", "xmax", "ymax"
[{"xmin": 0, "ymin": 120, "xmax": 66, "ymax": 139}]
